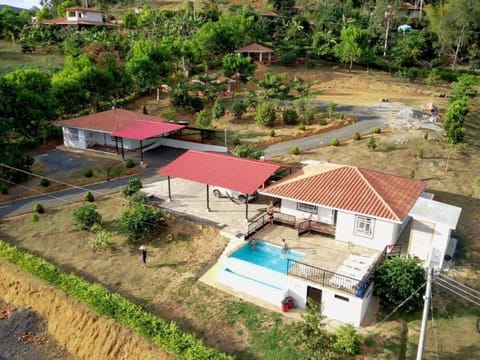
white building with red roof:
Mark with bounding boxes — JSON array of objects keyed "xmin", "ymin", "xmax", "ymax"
[{"xmin": 41, "ymin": 7, "xmax": 113, "ymax": 27}]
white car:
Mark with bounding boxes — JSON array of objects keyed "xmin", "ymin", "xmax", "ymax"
[{"xmin": 212, "ymin": 186, "xmax": 257, "ymax": 203}]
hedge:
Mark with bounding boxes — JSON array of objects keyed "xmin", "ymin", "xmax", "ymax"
[{"xmin": 0, "ymin": 240, "xmax": 232, "ymax": 360}]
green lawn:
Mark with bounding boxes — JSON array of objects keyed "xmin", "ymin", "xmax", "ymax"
[{"xmin": 0, "ymin": 40, "xmax": 64, "ymax": 74}]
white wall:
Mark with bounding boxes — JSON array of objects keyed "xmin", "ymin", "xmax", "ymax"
[
  {"xmin": 62, "ymin": 127, "xmax": 86, "ymax": 149},
  {"xmin": 150, "ymin": 138, "xmax": 228, "ymax": 153},
  {"xmin": 286, "ymin": 276, "xmax": 372, "ymax": 327},
  {"xmin": 280, "ymin": 199, "xmax": 335, "ymax": 224},
  {"xmin": 335, "ymin": 211, "xmax": 399, "ymax": 251},
  {"xmin": 67, "ymin": 10, "xmax": 103, "ymax": 23}
]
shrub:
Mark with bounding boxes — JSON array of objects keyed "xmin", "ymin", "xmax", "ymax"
[
  {"xmin": 319, "ymin": 119, "xmax": 327, "ymax": 126},
  {"xmin": 290, "ymin": 146, "xmax": 300, "ymax": 155},
  {"xmin": 232, "ymin": 136, "xmax": 241, "ymax": 146},
  {"xmin": 423, "ymin": 130, "xmax": 429, "ymax": 140},
  {"xmin": 352, "ymin": 132, "xmax": 361, "ymax": 141},
  {"xmin": 212, "ymin": 98, "xmax": 225, "ymax": 119},
  {"xmin": 88, "ymin": 228, "xmax": 112, "ymax": 252},
  {"xmin": 122, "ymin": 178, "xmax": 143, "ymax": 198},
  {"xmin": 142, "ymin": 104, "xmax": 148, "ymax": 114},
  {"xmin": 304, "ymin": 110, "xmax": 314, "ymax": 125},
  {"xmin": 283, "ymin": 108, "xmax": 298, "ymax": 125},
  {"xmin": 373, "ymin": 127, "xmax": 381, "ymax": 134},
  {"xmin": 83, "ymin": 191, "xmax": 95, "ymax": 202},
  {"xmin": 418, "ymin": 147, "xmax": 424, "ymax": 159},
  {"xmin": 83, "ymin": 168, "xmax": 93, "ymax": 178},
  {"xmin": 129, "ymin": 191, "xmax": 148, "ymax": 205},
  {"xmin": 40, "ymin": 178, "xmax": 50, "ymax": 187},
  {"xmin": 333, "ymin": 325, "xmax": 362, "ymax": 355},
  {"xmin": 306, "ymin": 59, "xmax": 316, "ymax": 69},
  {"xmin": 367, "ymin": 137, "xmax": 377, "ymax": 150},
  {"xmin": 269, "ymin": 129, "xmax": 275, "ymax": 137},
  {"xmin": 73, "ymin": 204, "xmax": 102, "ymax": 230},
  {"xmin": 331, "ymin": 138, "xmax": 340, "ymax": 146},
  {"xmin": 32, "ymin": 212, "xmax": 40, "ymax": 223},
  {"xmin": 474, "ymin": 176, "xmax": 480, "ymax": 186},
  {"xmin": 0, "ymin": 183, "xmax": 7, "ymax": 195},
  {"xmin": 280, "ymin": 51, "xmax": 297, "ymax": 66},
  {"xmin": 410, "ymin": 169, "xmax": 416, "ymax": 179},
  {"xmin": 232, "ymin": 102, "xmax": 247, "ymax": 119},
  {"xmin": 231, "ymin": 144, "xmax": 264, "ymax": 159},
  {"xmin": 162, "ymin": 108, "xmax": 177, "ymax": 121},
  {"xmin": 118, "ymin": 204, "xmax": 164, "ymax": 242},
  {"xmin": 374, "ymin": 256, "xmax": 425, "ymax": 313},
  {"xmin": 33, "ymin": 203, "xmax": 44, "ymax": 214},
  {"xmin": 0, "ymin": 241, "xmax": 231, "ymax": 359},
  {"xmin": 195, "ymin": 110, "xmax": 212, "ymax": 129},
  {"xmin": 255, "ymin": 102, "xmax": 276, "ymax": 127},
  {"xmin": 298, "ymin": 123, "xmax": 305, "ymax": 131},
  {"xmin": 125, "ymin": 158, "xmax": 135, "ymax": 168}
]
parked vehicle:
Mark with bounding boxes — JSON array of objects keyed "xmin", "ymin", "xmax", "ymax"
[{"xmin": 212, "ymin": 186, "xmax": 257, "ymax": 203}]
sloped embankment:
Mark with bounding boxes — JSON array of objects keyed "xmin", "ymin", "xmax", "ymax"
[{"xmin": 0, "ymin": 260, "xmax": 173, "ymax": 360}]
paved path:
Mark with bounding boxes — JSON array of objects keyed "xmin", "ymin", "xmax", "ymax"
[{"xmin": 262, "ymin": 104, "xmax": 385, "ymax": 158}]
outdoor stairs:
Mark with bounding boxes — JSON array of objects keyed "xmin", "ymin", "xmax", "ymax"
[{"xmin": 434, "ymin": 273, "xmax": 480, "ymax": 307}]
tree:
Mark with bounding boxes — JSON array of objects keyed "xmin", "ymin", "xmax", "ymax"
[
  {"xmin": 125, "ymin": 39, "xmax": 171, "ymax": 94},
  {"xmin": 449, "ymin": 74, "xmax": 479, "ymax": 103},
  {"xmin": 195, "ymin": 109, "xmax": 212, "ymax": 129},
  {"xmin": 122, "ymin": 177, "xmax": 143, "ymax": 198},
  {"xmin": 334, "ymin": 25, "xmax": 366, "ymax": 71},
  {"xmin": 73, "ymin": 204, "xmax": 102, "ymax": 231},
  {"xmin": 255, "ymin": 73, "xmax": 291, "ymax": 101},
  {"xmin": 426, "ymin": 0, "xmax": 480, "ymax": 69},
  {"xmin": 232, "ymin": 101, "xmax": 247, "ymax": 119},
  {"xmin": 118, "ymin": 204, "xmax": 164, "ymax": 242},
  {"xmin": 374, "ymin": 256, "xmax": 426, "ymax": 313},
  {"xmin": 122, "ymin": 10, "xmax": 138, "ymax": 29},
  {"xmin": 326, "ymin": 102, "xmax": 337, "ymax": 118},
  {"xmin": 0, "ymin": 7, "xmax": 29, "ymax": 44},
  {"xmin": 2, "ymin": 68, "xmax": 57, "ymax": 141},
  {"xmin": 212, "ymin": 98, "xmax": 225, "ymax": 119},
  {"xmin": 283, "ymin": 108, "xmax": 298, "ymax": 125},
  {"xmin": 444, "ymin": 98, "xmax": 469, "ymax": 143},
  {"xmin": 255, "ymin": 102, "xmax": 277, "ymax": 127},
  {"xmin": 222, "ymin": 54, "xmax": 256, "ymax": 84}
]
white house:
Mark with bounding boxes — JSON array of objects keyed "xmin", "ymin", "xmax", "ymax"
[
  {"xmin": 41, "ymin": 7, "xmax": 112, "ymax": 27},
  {"xmin": 250, "ymin": 162, "xmax": 461, "ymax": 326}
]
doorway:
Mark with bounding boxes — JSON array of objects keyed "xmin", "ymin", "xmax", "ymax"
[{"xmin": 307, "ymin": 286, "xmax": 323, "ymax": 305}]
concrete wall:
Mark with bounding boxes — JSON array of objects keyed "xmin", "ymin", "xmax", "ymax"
[
  {"xmin": 151, "ymin": 138, "xmax": 228, "ymax": 153},
  {"xmin": 335, "ymin": 211, "xmax": 399, "ymax": 251},
  {"xmin": 286, "ymin": 276, "xmax": 372, "ymax": 327},
  {"xmin": 62, "ymin": 127, "xmax": 87, "ymax": 149},
  {"xmin": 67, "ymin": 10, "xmax": 103, "ymax": 23}
]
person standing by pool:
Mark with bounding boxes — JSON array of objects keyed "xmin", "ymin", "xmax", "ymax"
[
  {"xmin": 281, "ymin": 239, "xmax": 288, "ymax": 253},
  {"xmin": 139, "ymin": 245, "xmax": 147, "ymax": 268}
]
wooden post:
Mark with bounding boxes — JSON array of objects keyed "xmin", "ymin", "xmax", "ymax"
[
  {"xmin": 167, "ymin": 176, "xmax": 172, "ymax": 201},
  {"xmin": 206, "ymin": 184, "xmax": 210, "ymax": 211}
]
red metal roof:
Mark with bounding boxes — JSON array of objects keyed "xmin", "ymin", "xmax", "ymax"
[
  {"xmin": 235, "ymin": 43, "xmax": 274, "ymax": 53},
  {"xmin": 57, "ymin": 109, "xmax": 171, "ymax": 133},
  {"xmin": 111, "ymin": 120, "xmax": 184, "ymax": 140},
  {"xmin": 158, "ymin": 150, "xmax": 281, "ymax": 195},
  {"xmin": 260, "ymin": 165, "xmax": 426, "ymax": 221}
]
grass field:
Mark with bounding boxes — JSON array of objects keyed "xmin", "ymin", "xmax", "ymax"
[{"xmin": 0, "ymin": 40, "xmax": 64, "ymax": 75}]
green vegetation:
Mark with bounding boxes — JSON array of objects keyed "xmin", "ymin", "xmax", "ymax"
[
  {"xmin": 255, "ymin": 102, "xmax": 276, "ymax": 127},
  {"xmin": 283, "ymin": 108, "xmax": 298, "ymax": 125},
  {"xmin": 83, "ymin": 191, "xmax": 94, "ymax": 203},
  {"xmin": 72, "ymin": 204, "xmax": 102, "ymax": 231},
  {"xmin": 33, "ymin": 203, "xmax": 44, "ymax": 214},
  {"xmin": 0, "ymin": 240, "xmax": 231, "ymax": 360},
  {"xmin": 31, "ymin": 212, "xmax": 40, "ymax": 223},
  {"xmin": 352, "ymin": 132, "xmax": 361, "ymax": 141},
  {"xmin": 122, "ymin": 178, "xmax": 143, "ymax": 198},
  {"xmin": 118, "ymin": 204, "xmax": 164, "ymax": 242},
  {"xmin": 373, "ymin": 127, "xmax": 382, "ymax": 134},
  {"xmin": 368, "ymin": 137, "xmax": 377, "ymax": 150},
  {"xmin": 290, "ymin": 146, "xmax": 300, "ymax": 155},
  {"xmin": 40, "ymin": 178, "xmax": 50, "ymax": 187},
  {"xmin": 125, "ymin": 158, "xmax": 135, "ymax": 168},
  {"xmin": 331, "ymin": 138, "xmax": 340, "ymax": 146},
  {"xmin": 418, "ymin": 147, "xmax": 424, "ymax": 159},
  {"xmin": 231, "ymin": 144, "xmax": 264, "ymax": 159},
  {"xmin": 88, "ymin": 226, "xmax": 113, "ymax": 252},
  {"xmin": 374, "ymin": 257, "xmax": 425, "ymax": 313},
  {"xmin": 83, "ymin": 168, "xmax": 93, "ymax": 178}
]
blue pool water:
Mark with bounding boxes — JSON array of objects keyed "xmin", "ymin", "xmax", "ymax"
[{"xmin": 229, "ymin": 240, "xmax": 305, "ymax": 273}]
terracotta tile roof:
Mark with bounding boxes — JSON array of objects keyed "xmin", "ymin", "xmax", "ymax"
[
  {"xmin": 260, "ymin": 164, "xmax": 426, "ymax": 221},
  {"xmin": 56, "ymin": 109, "xmax": 169, "ymax": 133},
  {"xmin": 235, "ymin": 43, "xmax": 274, "ymax": 53}
]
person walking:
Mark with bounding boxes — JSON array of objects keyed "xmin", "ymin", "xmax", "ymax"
[{"xmin": 139, "ymin": 245, "xmax": 147, "ymax": 268}]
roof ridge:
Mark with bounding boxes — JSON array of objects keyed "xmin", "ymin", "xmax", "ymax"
[{"xmin": 354, "ymin": 167, "xmax": 399, "ymax": 220}]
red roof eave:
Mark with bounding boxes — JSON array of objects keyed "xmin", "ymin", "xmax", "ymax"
[
  {"xmin": 158, "ymin": 150, "xmax": 281, "ymax": 195},
  {"xmin": 111, "ymin": 120, "xmax": 184, "ymax": 140}
]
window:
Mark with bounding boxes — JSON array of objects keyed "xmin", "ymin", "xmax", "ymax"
[
  {"xmin": 354, "ymin": 215, "xmax": 374, "ymax": 238},
  {"xmin": 69, "ymin": 128, "xmax": 79, "ymax": 141},
  {"xmin": 297, "ymin": 202, "xmax": 318, "ymax": 214},
  {"xmin": 334, "ymin": 294, "xmax": 349, "ymax": 302}
]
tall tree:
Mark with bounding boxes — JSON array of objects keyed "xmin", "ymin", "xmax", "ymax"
[
  {"xmin": 426, "ymin": 0, "xmax": 480, "ymax": 69},
  {"xmin": 334, "ymin": 25, "xmax": 367, "ymax": 71}
]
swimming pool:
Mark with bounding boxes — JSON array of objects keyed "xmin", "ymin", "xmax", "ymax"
[{"xmin": 229, "ymin": 240, "xmax": 305, "ymax": 273}]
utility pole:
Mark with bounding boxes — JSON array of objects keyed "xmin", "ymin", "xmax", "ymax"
[
  {"xmin": 419, "ymin": 0, "xmax": 424, "ymax": 23},
  {"xmin": 383, "ymin": 5, "xmax": 393, "ymax": 57},
  {"xmin": 416, "ymin": 267, "xmax": 433, "ymax": 360}
]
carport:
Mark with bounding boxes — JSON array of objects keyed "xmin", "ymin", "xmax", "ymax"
[
  {"xmin": 111, "ymin": 120, "xmax": 184, "ymax": 162},
  {"xmin": 158, "ymin": 150, "xmax": 281, "ymax": 219}
]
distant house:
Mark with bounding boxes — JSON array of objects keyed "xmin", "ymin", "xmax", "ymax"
[
  {"xmin": 235, "ymin": 43, "xmax": 274, "ymax": 64},
  {"xmin": 41, "ymin": 7, "xmax": 114, "ymax": 27},
  {"xmin": 399, "ymin": 2, "xmax": 422, "ymax": 18}
]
